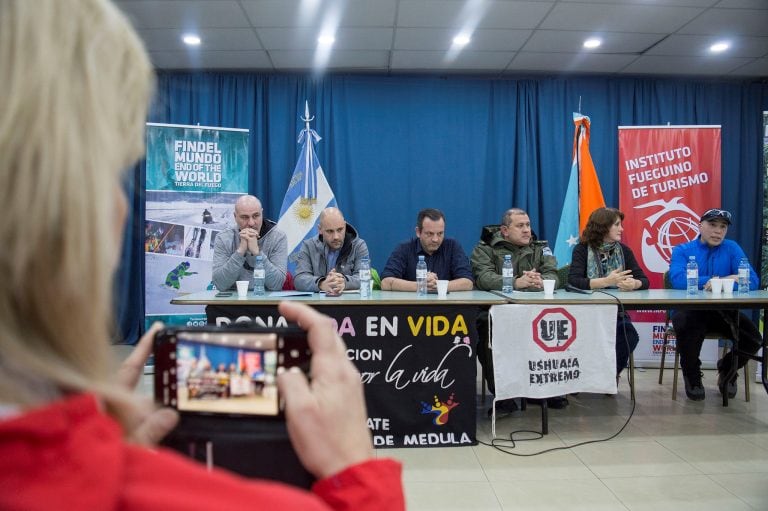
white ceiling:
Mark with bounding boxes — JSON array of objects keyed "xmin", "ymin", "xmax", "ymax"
[{"xmin": 116, "ymin": 0, "xmax": 768, "ymax": 77}]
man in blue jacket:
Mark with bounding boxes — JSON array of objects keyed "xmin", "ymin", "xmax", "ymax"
[{"xmin": 668, "ymin": 208, "xmax": 761, "ymax": 401}]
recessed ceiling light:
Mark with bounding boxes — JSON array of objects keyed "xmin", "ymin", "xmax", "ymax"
[
  {"xmin": 709, "ymin": 41, "xmax": 730, "ymax": 53},
  {"xmin": 583, "ymin": 38, "xmax": 602, "ymax": 49},
  {"xmin": 318, "ymin": 35, "xmax": 335, "ymax": 47},
  {"xmin": 453, "ymin": 34, "xmax": 471, "ymax": 46},
  {"xmin": 182, "ymin": 34, "xmax": 201, "ymax": 46}
]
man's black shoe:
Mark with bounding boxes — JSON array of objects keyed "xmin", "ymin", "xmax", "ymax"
[
  {"xmin": 488, "ymin": 398, "xmax": 518, "ymax": 417},
  {"xmin": 527, "ymin": 396, "xmax": 569, "ymax": 409},
  {"xmin": 683, "ymin": 371, "xmax": 705, "ymax": 401},
  {"xmin": 717, "ymin": 366, "xmax": 738, "ymax": 399}
]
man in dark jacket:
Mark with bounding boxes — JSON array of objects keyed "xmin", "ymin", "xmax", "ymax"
[
  {"xmin": 471, "ymin": 208, "xmax": 566, "ymax": 411},
  {"xmin": 294, "ymin": 207, "xmax": 370, "ymax": 294}
]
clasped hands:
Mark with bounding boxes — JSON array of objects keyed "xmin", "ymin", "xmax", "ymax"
[
  {"xmin": 607, "ymin": 269, "xmax": 640, "ymax": 291},
  {"xmin": 237, "ymin": 227, "xmax": 260, "ymax": 255},
  {"xmin": 516, "ymin": 269, "xmax": 544, "ymax": 290},
  {"xmin": 321, "ymin": 269, "xmax": 346, "ymax": 295}
]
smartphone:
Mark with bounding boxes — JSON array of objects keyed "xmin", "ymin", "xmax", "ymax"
[
  {"xmin": 215, "ymin": 291, "xmax": 233, "ymax": 297},
  {"xmin": 154, "ymin": 325, "xmax": 310, "ymax": 418}
]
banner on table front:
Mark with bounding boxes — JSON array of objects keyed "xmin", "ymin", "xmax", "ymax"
[
  {"xmin": 489, "ymin": 304, "xmax": 616, "ymax": 401},
  {"xmin": 618, "ymin": 126, "xmax": 721, "ymax": 366},
  {"xmin": 206, "ymin": 304, "xmax": 478, "ymax": 448},
  {"xmin": 144, "ymin": 123, "xmax": 249, "ymax": 330}
]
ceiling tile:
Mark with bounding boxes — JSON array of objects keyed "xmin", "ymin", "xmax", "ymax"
[
  {"xmin": 727, "ymin": 57, "xmax": 768, "ymax": 76},
  {"xmin": 241, "ymin": 0, "xmax": 397, "ymax": 28},
  {"xmin": 116, "ymin": 0, "xmax": 249, "ymax": 29},
  {"xmin": 541, "ymin": 3, "xmax": 704, "ymax": 33},
  {"xmin": 397, "ymin": 0, "xmax": 552, "ymax": 29},
  {"xmin": 118, "ymin": 0, "xmax": 767, "ymax": 76},
  {"xmin": 270, "ymin": 50, "xmax": 390, "ymax": 69},
  {"xmin": 646, "ymin": 35, "xmax": 768, "ymax": 58},
  {"xmin": 678, "ymin": 8, "xmax": 768, "ymax": 36},
  {"xmin": 391, "ymin": 50, "xmax": 514, "ymax": 70},
  {"xmin": 395, "ymin": 28, "xmax": 531, "ymax": 51},
  {"xmin": 713, "ymin": 0, "xmax": 768, "ymax": 8},
  {"xmin": 559, "ymin": 0, "xmax": 717, "ymax": 5},
  {"xmin": 621, "ymin": 54, "xmax": 754, "ymax": 75},
  {"xmin": 138, "ymin": 28, "xmax": 263, "ymax": 51},
  {"xmin": 506, "ymin": 52, "xmax": 638, "ymax": 73},
  {"xmin": 257, "ymin": 27, "xmax": 393, "ymax": 50},
  {"xmin": 149, "ymin": 50, "xmax": 273, "ymax": 69},
  {"xmin": 523, "ymin": 30, "xmax": 664, "ymax": 53}
]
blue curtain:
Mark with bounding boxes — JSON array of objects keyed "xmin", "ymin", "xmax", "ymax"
[{"xmin": 115, "ymin": 72, "xmax": 768, "ymax": 344}]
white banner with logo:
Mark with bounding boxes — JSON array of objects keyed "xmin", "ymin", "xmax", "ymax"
[{"xmin": 490, "ymin": 304, "xmax": 617, "ymax": 401}]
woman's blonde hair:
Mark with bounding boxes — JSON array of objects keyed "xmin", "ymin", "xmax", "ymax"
[{"xmin": 0, "ymin": 0, "xmax": 153, "ymax": 414}]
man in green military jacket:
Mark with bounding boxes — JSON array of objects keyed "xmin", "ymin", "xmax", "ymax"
[
  {"xmin": 471, "ymin": 208, "xmax": 566, "ymax": 412},
  {"xmin": 471, "ymin": 208, "xmax": 558, "ymax": 292}
]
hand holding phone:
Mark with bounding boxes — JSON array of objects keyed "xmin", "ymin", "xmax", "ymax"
[
  {"xmin": 154, "ymin": 325, "xmax": 310, "ymax": 418},
  {"xmin": 275, "ymin": 301, "xmax": 374, "ymax": 479}
]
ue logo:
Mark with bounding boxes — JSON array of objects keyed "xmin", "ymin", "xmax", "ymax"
[{"xmin": 532, "ymin": 308, "xmax": 577, "ymax": 352}]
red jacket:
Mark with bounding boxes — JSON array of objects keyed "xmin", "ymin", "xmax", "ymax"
[{"xmin": 0, "ymin": 393, "xmax": 404, "ymax": 511}]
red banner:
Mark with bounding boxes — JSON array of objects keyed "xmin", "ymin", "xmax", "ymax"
[
  {"xmin": 618, "ymin": 126, "xmax": 721, "ymax": 289},
  {"xmin": 618, "ymin": 126, "xmax": 721, "ymax": 366}
]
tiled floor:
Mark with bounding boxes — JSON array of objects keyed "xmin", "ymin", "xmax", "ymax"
[
  {"xmin": 382, "ymin": 366, "xmax": 768, "ymax": 510},
  {"xmin": 126, "ymin": 344, "xmax": 768, "ymax": 511}
]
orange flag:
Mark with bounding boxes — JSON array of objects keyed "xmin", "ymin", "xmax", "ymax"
[{"xmin": 575, "ymin": 114, "xmax": 605, "ymax": 233}]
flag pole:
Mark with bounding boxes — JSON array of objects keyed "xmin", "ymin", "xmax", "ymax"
[{"xmin": 302, "ymin": 101, "xmax": 315, "ymax": 200}]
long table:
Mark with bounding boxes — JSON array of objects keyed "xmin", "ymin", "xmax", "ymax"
[
  {"xmin": 494, "ymin": 288, "xmax": 768, "ymax": 404},
  {"xmin": 171, "ymin": 290, "xmax": 506, "ymax": 448}
]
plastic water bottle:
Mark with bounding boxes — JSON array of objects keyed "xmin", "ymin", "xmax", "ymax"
[
  {"xmin": 686, "ymin": 255, "xmax": 698, "ymax": 296},
  {"xmin": 253, "ymin": 255, "xmax": 265, "ymax": 296},
  {"xmin": 359, "ymin": 257, "xmax": 371, "ymax": 298},
  {"xmin": 738, "ymin": 258, "xmax": 750, "ymax": 294},
  {"xmin": 416, "ymin": 255, "xmax": 427, "ymax": 296},
  {"xmin": 502, "ymin": 255, "xmax": 514, "ymax": 294}
]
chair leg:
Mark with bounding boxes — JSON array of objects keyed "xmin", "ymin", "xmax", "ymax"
[
  {"xmin": 744, "ymin": 360, "xmax": 750, "ymax": 402},
  {"xmin": 628, "ymin": 352, "xmax": 636, "ymax": 401},
  {"xmin": 721, "ymin": 344, "xmax": 751, "ymax": 402},
  {"xmin": 672, "ymin": 350, "xmax": 680, "ymax": 400},
  {"xmin": 659, "ymin": 330, "xmax": 669, "ymax": 384},
  {"xmin": 481, "ymin": 362, "xmax": 486, "ymax": 404}
]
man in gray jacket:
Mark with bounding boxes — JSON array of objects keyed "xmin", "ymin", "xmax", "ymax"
[
  {"xmin": 294, "ymin": 207, "xmax": 370, "ymax": 294},
  {"xmin": 212, "ymin": 195, "xmax": 287, "ymax": 291}
]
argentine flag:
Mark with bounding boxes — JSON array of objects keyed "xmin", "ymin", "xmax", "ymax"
[{"xmin": 276, "ymin": 102, "xmax": 337, "ymax": 275}]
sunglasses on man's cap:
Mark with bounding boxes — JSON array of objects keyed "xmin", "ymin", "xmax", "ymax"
[{"xmin": 700, "ymin": 208, "xmax": 732, "ymax": 225}]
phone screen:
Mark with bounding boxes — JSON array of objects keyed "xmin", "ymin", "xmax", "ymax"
[{"xmin": 173, "ymin": 331, "xmax": 280, "ymax": 416}]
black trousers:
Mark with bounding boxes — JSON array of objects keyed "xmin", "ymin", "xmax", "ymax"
[
  {"xmin": 671, "ymin": 309, "xmax": 762, "ymax": 374},
  {"xmin": 616, "ymin": 314, "xmax": 640, "ymax": 374}
]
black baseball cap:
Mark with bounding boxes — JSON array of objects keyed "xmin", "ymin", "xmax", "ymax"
[{"xmin": 700, "ymin": 208, "xmax": 732, "ymax": 225}]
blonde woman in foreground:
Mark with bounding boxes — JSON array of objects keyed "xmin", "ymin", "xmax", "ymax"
[{"xmin": 0, "ymin": 1, "xmax": 403, "ymax": 509}]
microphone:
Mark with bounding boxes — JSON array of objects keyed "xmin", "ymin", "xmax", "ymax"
[{"xmin": 565, "ymin": 284, "xmax": 593, "ymax": 294}]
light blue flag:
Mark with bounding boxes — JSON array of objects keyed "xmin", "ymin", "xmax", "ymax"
[
  {"xmin": 553, "ymin": 123, "xmax": 580, "ymax": 265},
  {"xmin": 277, "ymin": 102, "xmax": 337, "ymax": 275}
]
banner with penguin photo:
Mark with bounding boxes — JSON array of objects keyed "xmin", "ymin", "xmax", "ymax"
[{"xmin": 144, "ymin": 123, "xmax": 249, "ymax": 329}]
